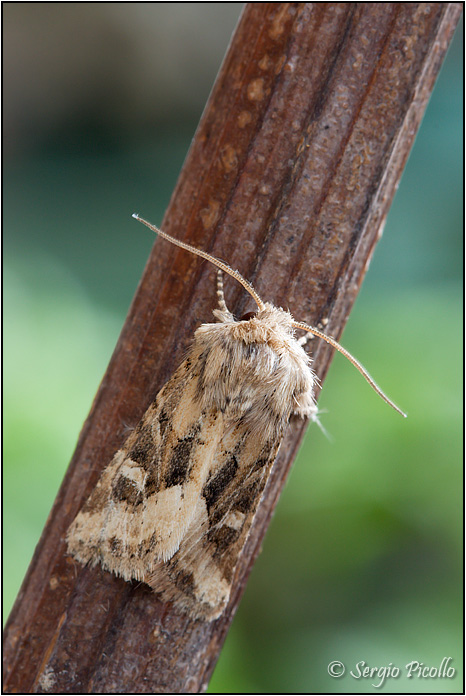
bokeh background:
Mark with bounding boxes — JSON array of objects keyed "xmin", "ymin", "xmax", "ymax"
[{"xmin": 4, "ymin": 5, "xmax": 463, "ymax": 693}]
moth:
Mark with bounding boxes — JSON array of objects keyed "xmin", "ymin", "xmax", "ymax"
[{"xmin": 67, "ymin": 215, "xmax": 405, "ymax": 621}]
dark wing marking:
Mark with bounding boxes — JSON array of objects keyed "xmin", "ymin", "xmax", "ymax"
[
  {"xmin": 67, "ymin": 358, "xmax": 225, "ymax": 580},
  {"xmin": 145, "ymin": 432, "xmax": 281, "ymax": 620}
]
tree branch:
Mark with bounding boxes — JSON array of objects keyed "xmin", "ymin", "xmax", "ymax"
[{"xmin": 3, "ymin": 3, "xmax": 461, "ymax": 693}]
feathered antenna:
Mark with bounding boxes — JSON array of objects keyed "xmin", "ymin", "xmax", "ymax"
[{"xmin": 133, "ymin": 214, "xmax": 406, "ymax": 417}]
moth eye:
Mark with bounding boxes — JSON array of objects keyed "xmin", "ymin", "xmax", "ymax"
[{"xmin": 240, "ymin": 311, "xmax": 257, "ymax": 321}]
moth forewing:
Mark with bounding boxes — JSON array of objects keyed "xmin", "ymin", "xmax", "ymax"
[{"xmin": 67, "ymin": 215, "xmax": 404, "ymax": 621}]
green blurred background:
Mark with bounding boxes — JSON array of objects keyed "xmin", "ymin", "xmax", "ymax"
[{"xmin": 4, "ymin": 5, "xmax": 463, "ymax": 693}]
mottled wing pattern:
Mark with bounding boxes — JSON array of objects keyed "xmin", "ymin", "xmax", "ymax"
[
  {"xmin": 68, "ymin": 358, "xmax": 225, "ymax": 581},
  {"xmin": 146, "ymin": 428, "xmax": 281, "ymax": 619},
  {"xmin": 67, "ymin": 356, "xmax": 280, "ymax": 619}
]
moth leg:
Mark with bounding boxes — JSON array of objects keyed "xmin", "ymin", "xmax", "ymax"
[{"xmin": 213, "ymin": 269, "xmax": 234, "ymax": 323}]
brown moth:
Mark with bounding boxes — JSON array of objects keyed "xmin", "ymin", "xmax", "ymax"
[{"xmin": 67, "ymin": 215, "xmax": 405, "ymax": 621}]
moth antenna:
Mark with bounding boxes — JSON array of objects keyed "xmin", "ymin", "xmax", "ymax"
[
  {"xmin": 132, "ymin": 214, "xmax": 265, "ymax": 311},
  {"xmin": 292, "ymin": 320, "xmax": 407, "ymax": 418}
]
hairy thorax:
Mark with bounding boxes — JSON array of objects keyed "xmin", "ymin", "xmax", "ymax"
[{"xmin": 191, "ymin": 303, "xmax": 316, "ymax": 440}]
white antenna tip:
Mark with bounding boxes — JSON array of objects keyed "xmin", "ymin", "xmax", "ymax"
[{"xmin": 132, "ymin": 213, "xmax": 139, "ymax": 220}]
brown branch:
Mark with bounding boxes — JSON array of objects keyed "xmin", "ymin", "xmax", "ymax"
[{"xmin": 3, "ymin": 3, "xmax": 461, "ymax": 693}]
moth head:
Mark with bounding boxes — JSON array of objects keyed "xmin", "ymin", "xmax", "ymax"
[{"xmin": 132, "ymin": 214, "xmax": 406, "ymax": 418}]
